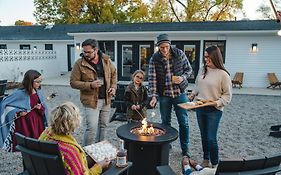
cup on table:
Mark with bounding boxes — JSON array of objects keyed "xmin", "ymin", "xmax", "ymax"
[{"xmin": 97, "ymin": 77, "xmax": 104, "ymax": 86}]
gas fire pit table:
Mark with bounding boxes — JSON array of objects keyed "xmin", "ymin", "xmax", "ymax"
[{"xmin": 116, "ymin": 122, "xmax": 178, "ymax": 175}]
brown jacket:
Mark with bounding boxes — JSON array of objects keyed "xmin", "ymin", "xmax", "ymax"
[
  {"xmin": 70, "ymin": 53, "xmax": 117, "ymax": 109},
  {"xmin": 124, "ymin": 83, "xmax": 149, "ymax": 121}
]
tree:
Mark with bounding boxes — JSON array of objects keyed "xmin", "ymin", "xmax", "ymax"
[
  {"xmin": 34, "ymin": 0, "xmax": 243, "ymax": 24},
  {"xmin": 14, "ymin": 20, "xmax": 33, "ymax": 26},
  {"xmin": 256, "ymin": 0, "xmax": 281, "ymax": 20},
  {"xmin": 170, "ymin": 0, "xmax": 243, "ymax": 21},
  {"xmin": 34, "ymin": 0, "xmax": 131, "ymax": 24}
]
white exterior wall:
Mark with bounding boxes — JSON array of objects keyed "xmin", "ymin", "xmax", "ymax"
[
  {"xmin": 71, "ymin": 32, "xmax": 281, "ymax": 88},
  {"xmin": 0, "ymin": 49, "xmax": 59, "ymax": 82},
  {"xmin": 0, "ymin": 40, "xmax": 74, "ymax": 81},
  {"xmin": 225, "ymin": 36, "xmax": 281, "ymax": 87}
]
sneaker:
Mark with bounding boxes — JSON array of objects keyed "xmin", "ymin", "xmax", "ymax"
[
  {"xmin": 189, "ymin": 159, "xmax": 203, "ymax": 171},
  {"xmin": 181, "ymin": 156, "xmax": 191, "ymax": 174},
  {"xmin": 201, "ymin": 159, "xmax": 212, "ymax": 168}
]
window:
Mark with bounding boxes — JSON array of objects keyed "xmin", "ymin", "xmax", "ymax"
[
  {"xmin": 0, "ymin": 44, "xmax": 7, "ymax": 49},
  {"xmin": 98, "ymin": 41, "xmax": 115, "ymax": 61},
  {"xmin": 203, "ymin": 40, "xmax": 226, "ymax": 63},
  {"xmin": 45, "ymin": 44, "xmax": 53, "ymax": 50},
  {"xmin": 20, "ymin": 44, "xmax": 31, "ymax": 50}
]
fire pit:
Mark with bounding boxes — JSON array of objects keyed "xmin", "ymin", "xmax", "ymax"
[
  {"xmin": 116, "ymin": 121, "xmax": 178, "ymax": 175},
  {"xmin": 130, "ymin": 118, "xmax": 165, "ymax": 136}
]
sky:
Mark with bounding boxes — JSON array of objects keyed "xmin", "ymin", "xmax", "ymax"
[{"xmin": 0, "ymin": 0, "xmax": 272, "ymax": 26}]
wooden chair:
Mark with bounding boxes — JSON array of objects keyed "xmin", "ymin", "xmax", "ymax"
[
  {"xmin": 267, "ymin": 73, "xmax": 281, "ymax": 89},
  {"xmin": 15, "ymin": 132, "xmax": 132, "ymax": 175},
  {"xmin": 232, "ymin": 72, "xmax": 244, "ymax": 88}
]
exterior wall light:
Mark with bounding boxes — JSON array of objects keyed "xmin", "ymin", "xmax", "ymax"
[
  {"xmin": 278, "ymin": 29, "xmax": 281, "ymax": 36},
  {"xmin": 251, "ymin": 43, "xmax": 258, "ymax": 53},
  {"xmin": 33, "ymin": 46, "xmax": 37, "ymax": 50},
  {"xmin": 76, "ymin": 43, "xmax": 80, "ymax": 50}
]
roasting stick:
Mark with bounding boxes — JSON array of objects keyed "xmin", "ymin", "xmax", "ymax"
[
  {"xmin": 0, "ymin": 93, "xmax": 57, "ymax": 128},
  {"xmin": 134, "ymin": 109, "xmax": 145, "ymax": 120}
]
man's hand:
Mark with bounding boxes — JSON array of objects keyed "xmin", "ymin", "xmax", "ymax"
[
  {"xmin": 172, "ymin": 76, "xmax": 184, "ymax": 84},
  {"xmin": 150, "ymin": 96, "xmax": 157, "ymax": 107},
  {"xmin": 108, "ymin": 88, "xmax": 116, "ymax": 96},
  {"xmin": 91, "ymin": 80, "xmax": 103, "ymax": 88}
]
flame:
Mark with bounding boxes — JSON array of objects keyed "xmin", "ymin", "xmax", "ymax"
[{"xmin": 139, "ymin": 118, "xmax": 154, "ymax": 134}]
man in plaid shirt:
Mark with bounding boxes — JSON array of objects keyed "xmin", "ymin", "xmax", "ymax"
[{"xmin": 149, "ymin": 34, "xmax": 192, "ymax": 156}]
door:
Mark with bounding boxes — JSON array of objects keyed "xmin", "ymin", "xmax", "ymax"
[
  {"xmin": 171, "ymin": 41, "xmax": 200, "ymax": 83},
  {"xmin": 117, "ymin": 41, "xmax": 154, "ymax": 81},
  {"xmin": 67, "ymin": 44, "xmax": 75, "ymax": 71}
]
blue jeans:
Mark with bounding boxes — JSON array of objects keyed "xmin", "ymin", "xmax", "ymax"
[
  {"xmin": 196, "ymin": 107, "xmax": 222, "ymax": 165},
  {"xmin": 158, "ymin": 93, "xmax": 189, "ymax": 154}
]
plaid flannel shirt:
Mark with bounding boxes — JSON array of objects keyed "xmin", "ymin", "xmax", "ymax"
[{"xmin": 148, "ymin": 47, "xmax": 192, "ymax": 98}]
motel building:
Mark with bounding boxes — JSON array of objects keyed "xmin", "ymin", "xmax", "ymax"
[{"xmin": 0, "ymin": 20, "xmax": 280, "ymax": 88}]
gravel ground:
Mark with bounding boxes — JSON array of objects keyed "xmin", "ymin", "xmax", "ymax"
[{"xmin": 0, "ymin": 85, "xmax": 281, "ymax": 175}]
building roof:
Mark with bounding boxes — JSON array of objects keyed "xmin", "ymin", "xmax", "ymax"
[{"xmin": 0, "ymin": 20, "xmax": 280, "ymax": 40}]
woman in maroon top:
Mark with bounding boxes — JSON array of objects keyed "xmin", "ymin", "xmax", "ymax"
[{"xmin": 9, "ymin": 70, "xmax": 47, "ymax": 151}]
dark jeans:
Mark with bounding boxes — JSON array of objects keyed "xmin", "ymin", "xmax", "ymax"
[
  {"xmin": 196, "ymin": 107, "xmax": 222, "ymax": 165},
  {"xmin": 158, "ymin": 93, "xmax": 189, "ymax": 155}
]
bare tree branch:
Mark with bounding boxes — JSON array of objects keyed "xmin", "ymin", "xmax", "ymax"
[
  {"xmin": 169, "ymin": 0, "xmax": 181, "ymax": 22},
  {"xmin": 203, "ymin": 0, "xmax": 224, "ymax": 21},
  {"xmin": 175, "ymin": 0, "xmax": 187, "ymax": 9},
  {"xmin": 215, "ymin": 1, "xmax": 229, "ymax": 21}
]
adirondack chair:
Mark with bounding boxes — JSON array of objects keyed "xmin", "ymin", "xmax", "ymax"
[
  {"xmin": 267, "ymin": 73, "xmax": 281, "ymax": 89},
  {"xmin": 110, "ymin": 84, "xmax": 127, "ymax": 122},
  {"xmin": 157, "ymin": 154, "xmax": 281, "ymax": 175},
  {"xmin": 232, "ymin": 72, "xmax": 244, "ymax": 88},
  {"xmin": 15, "ymin": 132, "xmax": 132, "ymax": 175}
]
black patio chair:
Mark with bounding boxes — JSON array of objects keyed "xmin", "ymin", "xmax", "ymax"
[
  {"xmin": 110, "ymin": 84, "xmax": 127, "ymax": 122},
  {"xmin": 15, "ymin": 132, "xmax": 132, "ymax": 175}
]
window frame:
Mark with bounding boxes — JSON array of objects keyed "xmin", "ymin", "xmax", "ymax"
[
  {"xmin": 0, "ymin": 44, "xmax": 7, "ymax": 49},
  {"xmin": 203, "ymin": 40, "xmax": 226, "ymax": 63},
  {"xmin": 20, "ymin": 44, "xmax": 31, "ymax": 50},
  {"xmin": 45, "ymin": 44, "xmax": 53, "ymax": 50},
  {"xmin": 98, "ymin": 41, "xmax": 115, "ymax": 61}
]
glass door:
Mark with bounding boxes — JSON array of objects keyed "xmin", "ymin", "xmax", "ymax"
[
  {"xmin": 117, "ymin": 41, "xmax": 154, "ymax": 81},
  {"xmin": 171, "ymin": 41, "xmax": 200, "ymax": 83}
]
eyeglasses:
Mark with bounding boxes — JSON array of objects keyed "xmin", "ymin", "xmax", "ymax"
[
  {"xmin": 136, "ymin": 75, "xmax": 144, "ymax": 80},
  {"xmin": 83, "ymin": 50, "xmax": 95, "ymax": 54},
  {"xmin": 34, "ymin": 80, "xmax": 43, "ymax": 83}
]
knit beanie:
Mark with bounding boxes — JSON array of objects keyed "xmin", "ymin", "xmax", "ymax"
[{"xmin": 156, "ymin": 34, "xmax": 171, "ymax": 46}]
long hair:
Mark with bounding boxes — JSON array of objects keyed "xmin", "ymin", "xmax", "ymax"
[
  {"xmin": 203, "ymin": 46, "xmax": 229, "ymax": 78},
  {"xmin": 22, "ymin": 70, "xmax": 41, "ymax": 95}
]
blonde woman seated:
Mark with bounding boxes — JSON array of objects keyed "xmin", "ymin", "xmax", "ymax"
[{"xmin": 39, "ymin": 102, "xmax": 110, "ymax": 175}]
